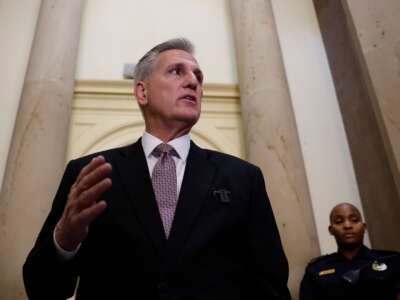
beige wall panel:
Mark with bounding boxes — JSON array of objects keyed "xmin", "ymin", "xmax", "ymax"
[
  {"xmin": 76, "ymin": 0, "xmax": 238, "ymax": 84},
  {"xmin": 68, "ymin": 80, "xmax": 245, "ymax": 161}
]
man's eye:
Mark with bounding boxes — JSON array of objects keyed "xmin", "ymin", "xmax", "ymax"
[
  {"xmin": 351, "ymin": 219, "xmax": 360, "ymax": 223},
  {"xmin": 196, "ymin": 74, "xmax": 203, "ymax": 84},
  {"xmin": 170, "ymin": 68, "xmax": 180, "ymax": 75}
]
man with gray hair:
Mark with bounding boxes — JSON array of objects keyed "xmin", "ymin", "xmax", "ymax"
[{"xmin": 23, "ymin": 38, "xmax": 291, "ymax": 299}]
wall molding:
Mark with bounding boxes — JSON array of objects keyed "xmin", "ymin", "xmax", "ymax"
[{"xmin": 68, "ymin": 80, "xmax": 244, "ymax": 160}]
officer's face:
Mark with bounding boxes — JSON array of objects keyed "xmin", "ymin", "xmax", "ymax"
[{"xmin": 328, "ymin": 203, "xmax": 366, "ymax": 248}]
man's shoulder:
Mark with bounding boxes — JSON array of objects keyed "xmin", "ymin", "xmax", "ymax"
[
  {"xmin": 68, "ymin": 143, "xmax": 137, "ymax": 167},
  {"xmin": 200, "ymin": 147, "xmax": 259, "ymax": 171}
]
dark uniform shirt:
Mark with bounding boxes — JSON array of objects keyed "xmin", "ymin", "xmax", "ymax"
[{"xmin": 300, "ymin": 245, "xmax": 400, "ymax": 300}]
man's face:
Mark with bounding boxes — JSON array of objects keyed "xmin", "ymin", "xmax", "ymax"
[
  {"xmin": 137, "ymin": 49, "xmax": 203, "ymax": 131},
  {"xmin": 329, "ymin": 204, "xmax": 366, "ymax": 248}
]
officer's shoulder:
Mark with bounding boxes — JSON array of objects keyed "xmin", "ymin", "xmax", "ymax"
[
  {"xmin": 307, "ymin": 252, "xmax": 337, "ymax": 267},
  {"xmin": 370, "ymin": 248, "xmax": 400, "ymax": 258}
]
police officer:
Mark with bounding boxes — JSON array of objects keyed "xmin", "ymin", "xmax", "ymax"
[{"xmin": 300, "ymin": 202, "xmax": 400, "ymax": 300}]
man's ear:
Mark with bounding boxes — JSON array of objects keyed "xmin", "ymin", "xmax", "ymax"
[{"xmin": 134, "ymin": 81, "xmax": 148, "ymax": 107}]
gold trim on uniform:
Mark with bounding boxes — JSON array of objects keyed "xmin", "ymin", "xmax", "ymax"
[{"xmin": 318, "ymin": 268, "xmax": 335, "ymax": 276}]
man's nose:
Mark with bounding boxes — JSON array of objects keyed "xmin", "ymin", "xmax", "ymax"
[{"xmin": 184, "ymin": 72, "xmax": 198, "ymax": 90}]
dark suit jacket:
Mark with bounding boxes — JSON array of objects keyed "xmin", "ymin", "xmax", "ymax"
[{"xmin": 23, "ymin": 139, "xmax": 291, "ymax": 300}]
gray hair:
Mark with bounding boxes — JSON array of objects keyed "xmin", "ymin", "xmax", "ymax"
[{"xmin": 133, "ymin": 38, "xmax": 195, "ymax": 85}]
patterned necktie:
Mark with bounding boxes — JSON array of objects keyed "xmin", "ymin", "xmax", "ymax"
[{"xmin": 152, "ymin": 143, "xmax": 179, "ymax": 239}]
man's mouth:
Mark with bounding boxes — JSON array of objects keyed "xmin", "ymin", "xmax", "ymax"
[{"xmin": 182, "ymin": 95, "xmax": 196, "ymax": 102}]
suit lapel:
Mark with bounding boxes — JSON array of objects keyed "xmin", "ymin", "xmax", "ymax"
[
  {"xmin": 115, "ymin": 139, "xmax": 166, "ymax": 254},
  {"xmin": 167, "ymin": 142, "xmax": 216, "ymax": 256}
]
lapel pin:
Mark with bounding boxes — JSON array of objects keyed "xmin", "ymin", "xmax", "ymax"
[{"xmin": 213, "ymin": 189, "xmax": 231, "ymax": 203}]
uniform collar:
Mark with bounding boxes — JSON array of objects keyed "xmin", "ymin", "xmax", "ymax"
[{"xmin": 336, "ymin": 244, "xmax": 372, "ymax": 261}]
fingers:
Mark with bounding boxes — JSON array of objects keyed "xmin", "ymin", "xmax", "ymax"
[
  {"xmin": 78, "ymin": 200, "xmax": 107, "ymax": 226},
  {"xmin": 70, "ymin": 156, "xmax": 112, "ymax": 202},
  {"xmin": 74, "ymin": 177, "xmax": 112, "ymax": 212},
  {"xmin": 56, "ymin": 156, "xmax": 112, "ymax": 250},
  {"xmin": 75, "ymin": 155, "xmax": 105, "ymax": 184},
  {"xmin": 70, "ymin": 155, "xmax": 112, "ymax": 215}
]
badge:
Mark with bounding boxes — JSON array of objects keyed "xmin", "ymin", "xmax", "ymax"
[
  {"xmin": 372, "ymin": 261, "xmax": 387, "ymax": 271},
  {"xmin": 319, "ymin": 268, "xmax": 335, "ymax": 276}
]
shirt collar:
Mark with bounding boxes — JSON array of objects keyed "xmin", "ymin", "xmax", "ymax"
[{"xmin": 141, "ymin": 131, "xmax": 191, "ymax": 161}]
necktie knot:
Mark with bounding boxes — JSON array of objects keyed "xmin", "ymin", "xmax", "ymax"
[{"xmin": 152, "ymin": 143, "xmax": 179, "ymax": 158}]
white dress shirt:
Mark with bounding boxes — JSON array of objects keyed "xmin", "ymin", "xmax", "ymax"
[{"xmin": 54, "ymin": 132, "xmax": 191, "ymax": 259}]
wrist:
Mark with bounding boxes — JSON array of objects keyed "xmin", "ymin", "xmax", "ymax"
[
  {"xmin": 53, "ymin": 226, "xmax": 81, "ymax": 261},
  {"xmin": 55, "ymin": 222, "xmax": 80, "ymax": 252}
]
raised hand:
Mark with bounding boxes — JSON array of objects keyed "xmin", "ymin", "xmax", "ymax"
[{"xmin": 55, "ymin": 155, "xmax": 112, "ymax": 251}]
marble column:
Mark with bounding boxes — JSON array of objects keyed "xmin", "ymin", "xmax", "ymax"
[
  {"xmin": 342, "ymin": 0, "xmax": 400, "ymax": 196},
  {"xmin": 0, "ymin": 1, "xmax": 84, "ymax": 299},
  {"xmin": 314, "ymin": 0, "xmax": 400, "ymax": 250},
  {"xmin": 230, "ymin": 0, "xmax": 320, "ymax": 297},
  {"xmin": 342, "ymin": 0, "xmax": 400, "ymax": 249}
]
